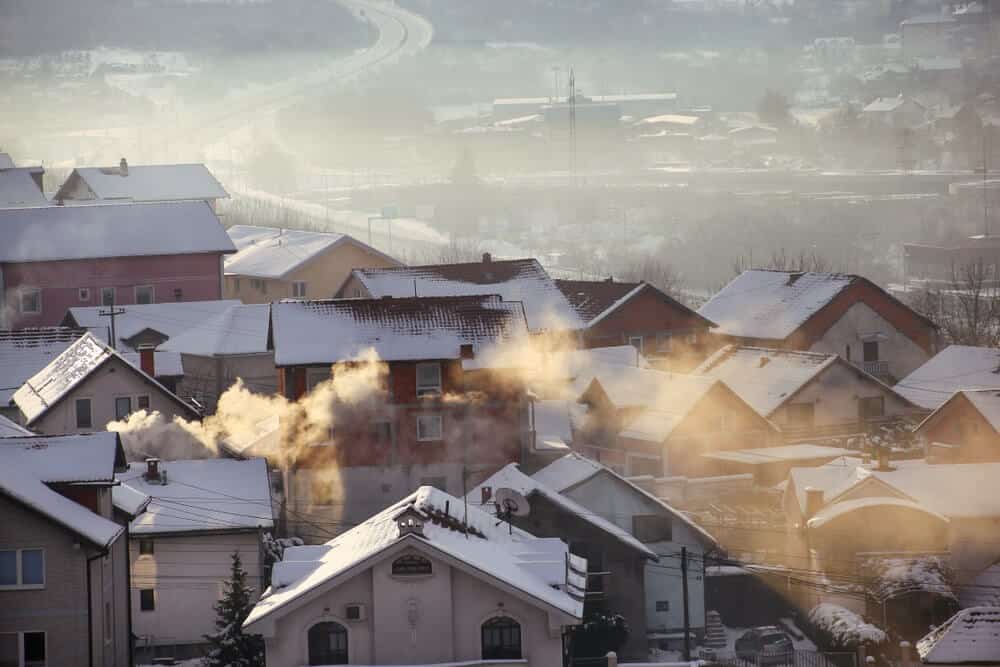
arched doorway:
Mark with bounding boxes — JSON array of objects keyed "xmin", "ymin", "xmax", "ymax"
[
  {"xmin": 482, "ymin": 616, "xmax": 522, "ymax": 660},
  {"xmin": 308, "ymin": 621, "xmax": 348, "ymax": 665}
]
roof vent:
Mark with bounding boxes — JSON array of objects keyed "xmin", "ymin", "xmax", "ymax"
[
  {"xmin": 119, "ymin": 157, "xmax": 128, "ymax": 177},
  {"xmin": 144, "ymin": 457, "xmax": 160, "ymax": 482},
  {"xmin": 482, "ymin": 252, "xmax": 492, "ymax": 264},
  {"xmin": 786, "ymin": 272, "xmax": 805, "ymax": 286}
]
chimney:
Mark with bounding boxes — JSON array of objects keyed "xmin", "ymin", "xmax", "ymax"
[
  {"xmin": 460, "ymin": 343, "xmax": 475, "ymax": 360},
  {"xmin": 876, "ymin": 446, "xmax": 893, "ymax": 472},
  {"xmin": 482, "ymin": 252, "xmax": 492, "ymax": 264},
  {"xmin": 119, "ymin": 157, "xmax": 128, "ymax": 177},
  {"xmin": 804, "ymin": 487, "xmax": 824, "ymax": 519},
  {"xmin": 138, "ymin": 345, "xmax": 155, "ymax": 377},
  {"xmin": 758, "ymin": 356, "xmax": 770, "ymax": 368},
  {"xmin": 481, "ymin": 486, "xmax": 493, "ymax": 504},
  {"xmin": 144, "ymin": 457, "xmax": 160, "ymax": 482}
]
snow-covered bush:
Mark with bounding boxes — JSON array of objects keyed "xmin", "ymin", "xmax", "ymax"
[{"xmin": 808, "ymin": 603, "xmax": 886, "ymax": 649}]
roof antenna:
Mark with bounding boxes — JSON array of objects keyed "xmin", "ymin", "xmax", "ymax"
[{"xmin": 413, "ymin": 279, "xmax": 418, "ymax": 297}]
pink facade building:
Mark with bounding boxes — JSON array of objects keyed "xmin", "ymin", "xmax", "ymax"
[{"xmin": 0, "ymin": 201, "xmax": 235, "ymax": 329}]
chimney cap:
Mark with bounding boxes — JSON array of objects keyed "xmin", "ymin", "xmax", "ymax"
[
  {"xmin": 119, "ymin": 157, "xmax": 129, "ymax": 177},
  {"xmin": 482, "ymin": 252, "xmax": 492, "ymax": 264}
]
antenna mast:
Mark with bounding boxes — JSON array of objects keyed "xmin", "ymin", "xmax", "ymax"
[{"xmin": 569, "ymin": 67, "xmax": 577, "ymax": 187}]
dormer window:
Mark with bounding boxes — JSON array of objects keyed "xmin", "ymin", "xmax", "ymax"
[
  {"xmin": 395, "ymin": 508, "xmax": 425, "ymax": 537},
  {"xmin": 392, "ymin": 554, "xmax": 432, "ymax": 576}
]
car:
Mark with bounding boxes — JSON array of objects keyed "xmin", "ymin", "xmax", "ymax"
[{"xmin": 734, "ymin": 627, "xmax": 795, "ymax": 665}]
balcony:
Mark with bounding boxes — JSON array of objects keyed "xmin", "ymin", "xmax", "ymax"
[{"xmin": 860, "ymin": 359, "xmax": 889, "ymax": 381}]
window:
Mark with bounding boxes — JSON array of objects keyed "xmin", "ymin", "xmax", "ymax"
[
  {"xmin": 308, "ymin": 621, "xmax": 347, "ymax": 665},
  {"xmin": 352, "ymin": 288, "xmax": 362, "ymax": 298},
  {"xmin": 371, "ymin": 420, "xmax": 392, "ymax": 443},
  {"xmin": 234, "ymin": 278, "xmax": 241, "ymax": 293},
  {"xmin": 250, "ymin": 279, "xmax": 267, "ymax": 294},
  {"xmin": 101, "ymin": 287, "xmax": 115, "ymax": 307},
  {"xmin": 139, "ymin": 589, "xmax": 155, "ymax": 611},
  {"xmin": 75, "ymin": 398, "xmax": 92, "ymax": 429},
  {"xmin": 632, "ymin": 515, "xmax": 673, "ymax": 543},
  {"xmin": 786, "ymin": 402, "xmax": 815, "ymax": 427},
  {"xmin": 135, "ymin": 285, "xmax": 153, "ymax": 305},
  {"xmin": 629, "ymin": 336, "xmax": 644, "ymax": 353},
  {"xmin": 137, "ymin": 395, "xmax": 150, "ymax": 411},
  {"xmin": 657, "ymin": 333, "xmax": 672, "ymax": 353},
  {"xmin": 416, "ymin": 415, "xmax": 443, "ymax": 442},
  {"xmin": 306, "ymin": 368, "xmax": 330, "ymax": 391},
  {"xmin": 845, "ymin": 344, "xmax": 852, "ymax": 362},
  {"xmin": 656, "ymin": 600, "xmax": 670, "ymax": 612},
  {"xmin": 481, "ymin": 617, "xmax": 522, "ymax": 660},
  {"xmin": 292, "ymin": 281, "xmax": 307, "ymax": 298},
  {"xmin": 173, "ymin": 288, "xmax": 183, "ymax": 301},
  {"xmin": 138, "ymin": 540, "xmax": 154, "ymax": 556},
  {"xmin": 687, "ymin": 332, "xmax": 699, "ymax": 345},
  {"xmin": 391, "ymin": 554, "xmax": 433, "ymax": 576},
  {"xmin": 859, "ymin": 396, "xmax": 885, "ymax": 420},
  {"xmin": 78, "ymin": 287, "xmax": 91, "ymax": 302},
  {"xmin": 115, "ymin": 397, "xmax": 132, "ymax": 421},
  {"xmin": 0, "ymin": 549, "xmax": 44, "ymax": 589},
  {"xmin": 629, "ymin": 457, "xmax": 662, "ymax": 478},
  {"xmin": 863, "ymin": 341, "xmax": 880, "ymax": 362},
  {"xmin": 0, "ymin": 632, "xmax": 46, "ymax": 667},
  {"xmin": 415, "ymin": 362, "xmax": 442, "ymax": 396},
  {"xmin": 18, "ymin": 289, "xmax": 40, "ymax": 314}
]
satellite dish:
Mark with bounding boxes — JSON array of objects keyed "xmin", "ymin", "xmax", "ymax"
[{"xmin": 494, "ymin": 488, "xmax": 530, "ymax": 517}]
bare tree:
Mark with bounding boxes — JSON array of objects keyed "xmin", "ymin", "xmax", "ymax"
[
  {"xmin": 729, "ymin": 247, "xmax": 838, "ymax": 277},
  {"xmin": 907, "ymin": 260, "xmax": 1000, "ymax": 347}
]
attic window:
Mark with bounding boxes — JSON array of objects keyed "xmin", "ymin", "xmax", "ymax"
[{"xmin": 391, "ymin": 555, "xmax": 432, "ymax": 576}]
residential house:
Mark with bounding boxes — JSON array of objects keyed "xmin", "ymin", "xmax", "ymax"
[
  {"xmin": 695, "ymin": 346, "xmax": 920, "ymax": 440},
  {"xmin": 554, "ymin": 278, "xmax": 715, "ymax": 367},
  {"xmin": 915, "ymin": 389, "xmax": 1000, "ymax": 463},
  {"xmin": 576, "ymin": 364, "xmax": 776, "ymax": 477},
  {"xmin": 469, "ymin": 464, "xmax": 655, "ymax": 660},
  {"xmin": 335, "ymin": 255, "xmax": 583, "ymax": 332},
  {"xmin": 0, "ymin": 201, "xmax": 236, "ymax": 329},
  {"xmin": 861, "ymin": 96, "xmax": 929, "ymax": 129},
  {"xmin": 895, "ymin": 345, "xmax": 1000, "ymax": 410},
  {"xmin": 698, "ymin": 270, "xmax": 939, "ymax": 383},
  {"xmin": 0, "ymin": 165, "xmax": 47, "ymax": 208},
  {"xmin": 531, "ymin": 453, "xmax": 719, "ymax": 650},
  {"xmin": 54, "ymin": 160, "xmax": 228, "ymax": 209},
  {"xmin": 11, "ymin": 332, "xmax": 199, "ymax": 436},
  {"xmin": 918, "ymin": 607, "xmax": 1000, "ymax": 666},
  {"xmin": 699, "ymin": 443, "xmax": 852, "ymax": 485},
  {"xmin": 901, "ymin": 14, "xmax": 958, "ymax": 62},
  {"xmin": 224, "ymin": 225, "xmax": 401, "ymax": 303},
  {"xmin": 0, "ymin": 432, "xmax": 132, "ymax": 667},
  {"xmin": 116, "ymin": 457, "xmax": 273, "ymax": 661},
  {"xmin": 64, "ymin": 300, "xmax": 273, "ymax": 412},
  {"xmin": 270, "ymin": 295, "xmax": 530, "ymax": 533},
  {"xmin": 244, "ymin": 486, "xmax": 584, "ymax": 667},
  {"xmin": 0, "ymin": 327, "xmax": 84, "ymax": 421}
]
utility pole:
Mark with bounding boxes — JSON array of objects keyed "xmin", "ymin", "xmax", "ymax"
[
  {"xmin": 569, "ymin": 67, "xmax": 577, "ymax": 187},
  {"xmin": 98, "ymin": 303, "xmax": 126, "ymax": 351},
  {"xmin": 681, "ymin": 546, "xmax": 691, "ymax": 662}
]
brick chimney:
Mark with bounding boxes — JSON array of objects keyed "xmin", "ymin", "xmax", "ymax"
[
  {"xmin": 138, "ymin": 345, "xmax": 155, "ymax": 377},
  {"xmin": 804, "ymin": 487, "xmax": 824, "ymax": 519},
  {"xmin": 144, "ymin": 457, "xmax": 160, "ymax": 482},
  {"xmin": 460, "ymin": 343, "xmax": 475, "ymax": 360},
  {"xmin": 119, "ymin": 157, "xmax": 128, "ymax": 177},
  {"xmin": 482, "ymin": 252, "xmax": 492, "ymax": 264},
  {"xmin": 876, "ymin": 446, "xmax": 893, "ymax": 471}
]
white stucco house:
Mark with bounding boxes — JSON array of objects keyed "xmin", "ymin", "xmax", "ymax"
[
  {"xmin": 115, "ymin": 457, "xmax": 274, "ymax": 661},
  {"xmin": 244, "ymin": 486, "xmax": 586, "ymax": 667}
]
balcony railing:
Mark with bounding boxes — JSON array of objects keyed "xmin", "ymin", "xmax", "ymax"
[{"xmin": 860, "ymin": 359, "xmax": 889, "ymax": 380}]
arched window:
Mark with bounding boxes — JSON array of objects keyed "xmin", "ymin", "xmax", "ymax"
[
  {"xmin": 308, "ymin": 621, "xmax": 348, "ymax": 665},
  {"xmin": 392, "ymin": 554, "xmax": 432, "ymax": 576},
  {"xmin": 482, "ymin": 616, "xmax": 522, "ymax": 660}
]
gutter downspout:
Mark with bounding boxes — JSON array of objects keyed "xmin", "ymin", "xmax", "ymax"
[
  {"xmin": 0, "ymin": 265, "xmax": 6, "ymax": 330},
  {"xmin": 125, "ymin": 528, "xmax": 135, "ymax": 667},
  {"xmin": 86, "ymin": 547, "xmax": 109, "ymax": 667}
]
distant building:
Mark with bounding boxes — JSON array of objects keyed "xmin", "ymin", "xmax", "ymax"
[
  {"xmin": 915, "ymin": 389, "xmax": 1000, "ymax": 463},
  {"xmin": 54, "ymin": 160, "xmax": 229, "ymax": 209},
  {"xmin": 224, "ymin": 225, "xmax": 401, "ymax": 303},
  {"xmin": 861, "ymin": 95, "xmax": 928, "ymax": 129},
  {"xmin": 0, "ymin": 201, "xmax": 236, "ymax": 329},
  {"xmin": 492, "ymin": 92, "xmax": 678, "ymax": 122}
]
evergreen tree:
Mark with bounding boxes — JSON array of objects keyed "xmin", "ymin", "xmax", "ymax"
[{"xmin": 203, "ymin": 551, "xmax": 265, "ymax": 667}]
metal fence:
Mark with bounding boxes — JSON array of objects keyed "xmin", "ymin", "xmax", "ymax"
[{"xmin": 703, "ymin": 649, "xmax": 857, "ymax": 667}]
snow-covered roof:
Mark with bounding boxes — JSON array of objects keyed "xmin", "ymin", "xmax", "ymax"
[
  {"xmin": 349, "ymin": 258, "xmax": 582, "ymax": 331},
  {"xmin": 224, "ymin": 225, "xmax": 399, "ymax": 279},
  {"xmin": 270, "ymin": 295, "xmax": 530, "ymax": 366},
  {"xmin": 702, "ymin": 444, "xmax": 851, "ymax": 466},
  {"xmin": 864, "ymin": 96, "xmax": 907, "ymax": 113},
  {"xmin": 65, "ymin": 301, "xmax": 269, "ymax": 356},
  {"xmin": 918, "ymin": 607, "xmax": 1000, "ymax": 664},
  {"xmin": 695, "ymin": 346, "xmax": 838, "ymax": 417},
  {"xmin": 122, "ymin": 350, "xmax": 185, "ymax": 378},
  {"xmin": 245, "ymin": 486, "xmax": 584, "ymax": 629},
  {"xmin": 901, "ymin": 13, "xmax": 956, "ymax": 25},
  {"xmin": 0, "ymin": 168, "xmax": 48, "ymax": 208},
  {"xmin": 895, "ymin": 345, "xmax": 1000, "ymax": 409},
  {"xmin": 0, "ymin": 328, "xmax": 85, "ymax": 405},
  {"xmin": 0, "ymin": 154, "xmax": 14, "ymax": 169},
  {"xmin": 584, "ymin": 365, "xmax": 715, "ymax": 413},
  {"xmin": 111, "ymin": 483, "xmax": 151, "ymax": 519},
  {"xmin": 533, "ymin": 400, "xmax": 574, "ymax": 451},
  {"xmin": 698, "ymin": 270, "xmax": 855, "ymax": 340},
  {"xmin": 807, "ymin": 496, "xmax": 949, "ymax": 530},
  {"xmin": 468, "ymin": 463, "xmax": 656, "ymax": 558},
  {"xmin": 12, "ymin": 332, "xmax": 196, "ymax": 426},
  {"xmin": 554, "ymin": 279, "xmax": 712, "ymax": 330},
  {"xmin": 117, "ymin": 458, "xmax": 273, "ymax": 535},
  {"xmin": 0, "ymin": 201, "xmax": 235, "ymax": 263},
  {"xmin": 57, "ymin": 163, "xmax": 228, "ymax": 202},
  {"xmin": 0, "ymin": 433, "xmax": 126, "ymax": 548},
  {"xmin": 0, "ymin": 414, "xmax": 30, "ymax": 436}
]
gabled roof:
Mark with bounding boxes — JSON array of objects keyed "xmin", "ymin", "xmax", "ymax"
[
  {"xmin": 895, "ymin": 345, "xmax": 1000, "ymax": 410},
  {"xmin": 0, "ymin": 328, "xmax": 85, "ymax": 405},
  {"xmin": 65, "ymin": 301, "xmax": 269, "ymax": 356},
  {"xmin": 225, "ymin": 225, "xmax": 400, "ymax": 279},
  {"xmin": 121, "ymin": 350, "xmax": 185, "ymax": 378},
  {"xmin": 582, "ymin": 365, "xmax": 715, "ymax": 412},
  {"xmin": 695, "ymin": 346, "xmax": 839, "ymax": 417},
  {"xmin": 0, "ymin": 201, "xmax": 235, "ymax": 263},
  {"xmin": 918, "ymin": 389, "xmax": 1000, "ymax": 436},
  {"xmin": 245, "ymin": 486, "xmax": 584, "ymax": 629},
  {"xmin": 0, "ymin": 168, "xmax": 48, "ymax": 208},
  {"xmin": 12, "ymin": 332, "xmax": 197, "ymax": 426},
  {"xmin": 864, "ymin": 96, "xmax": 907, "ymax": 113},
  {"xmin": 0, "ymin": 414, "xmax": 30, "ymax": 437},
  {"xmin": 531, "ymin": 452, "xmax": 718, "ymax": 548},
  {"xmin": 468, "ymin": 463, "xmax": 657, "ymax": 558},
  {"xmin": 918, "ymin": 607, "xmax": 1000, "ymax": 664},
  {"xmin": 347, "ymin": 258, "xmax": 582, "ymax": 330},
  {"xmin": 55, "ymin": 163, "xmax": 228, "ymax": 203},
  {"xmin": 697, "ymin": 270, "xmax": 855, "ymax": 341},
  {"xmin": 117, "ymin": 458, "xmax": 273, "ymax": 535},
  {"xmin": 270, "ymin": 295, "xmax": 530, "ymax": 366},
  {"xmin": 555, "ymin": 279, "xmax": 714, "ymax": 330}
]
